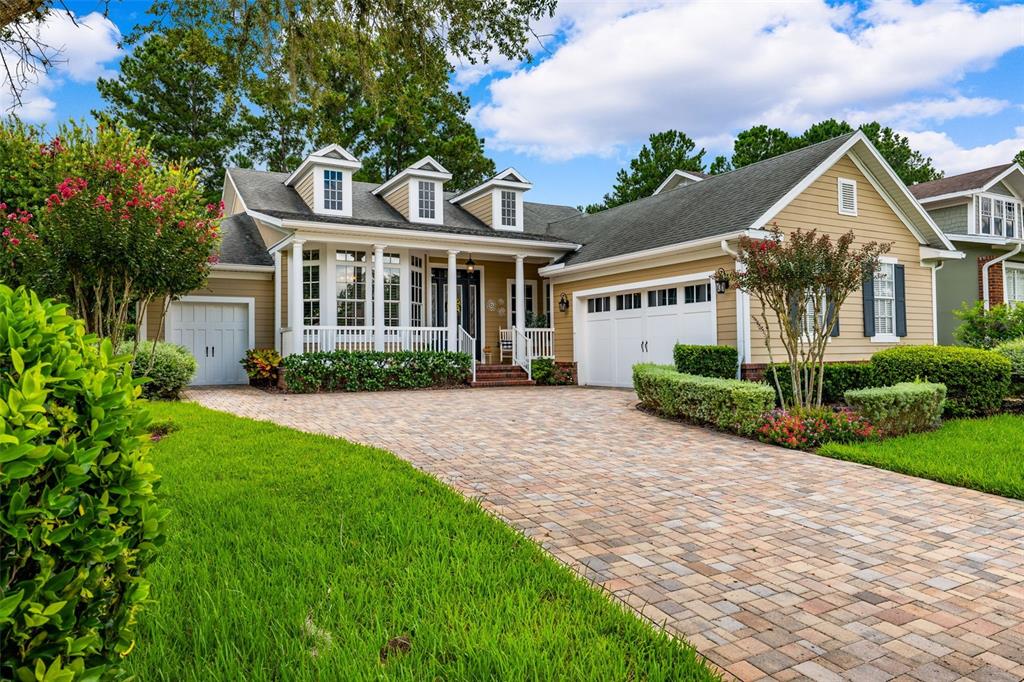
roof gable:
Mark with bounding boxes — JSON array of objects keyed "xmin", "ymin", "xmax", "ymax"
[{"xmin": 910, "ymin": 164, "xmax": 1017, "ymax": 202}]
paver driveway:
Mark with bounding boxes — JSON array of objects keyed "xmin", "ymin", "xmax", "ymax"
[{"xmin": 189, "ymin": 386, "xmax": 1024, "ymax": 682}]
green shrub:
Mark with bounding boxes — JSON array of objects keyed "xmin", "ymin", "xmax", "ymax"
[
  {"xmin": 871, "ymin": 346, "xmax": 1010, "ymax": 418},
  {"xmin": 953, "ymin": 301, "xmax": 1024, "ymax": 348},
  {"xmin": 769, "ymin": 362, "xmax": 878, "ymax": 405},
  {"xmin": 0, "ymin": 286, "xmax": 165, "ymax": 681},
  {"xmin": 241, "ymin": 348, "xmax": 283, "ymax": 385},
  {"xmin": 993, "ymin": 338, "xmax": 1024, "ymax": 397},
  {"xmin": 531, "ymin": 357, "xmax": 575, "ymax": 386},
  {"xmin": 633, "ymin": 364, "xmax": 775, "ymax": 436},
  {"xmin": 119, "ymin": 341, "xmax": 197, "ymax": 400},
  {"xmin": 672, "ymin": 344, "xmax": 737, "ymax": 379},
  {"xmin": 844, "ymin": 382, "xmax": 946, "ymax": 436},
  {"xmin": 281, "ymin": 350, "xmax": 471, "ymax": 393},
  {"xmin": 757, "ymin": 407, "xmax": 879, "ymax": 449}
]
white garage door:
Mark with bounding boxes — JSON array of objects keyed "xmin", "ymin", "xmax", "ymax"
[
  {"xmin": 582, "ymin": 281, "xmax": 716, "ymax": 387},
  {"xmin": 168, "ymin": 301, "xmax": 250, "ymax": 385}
]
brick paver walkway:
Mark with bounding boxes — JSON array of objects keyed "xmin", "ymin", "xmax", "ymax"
[{"xmin": 189, "ymin": 386, "xmax": 1024, "ymax": 682}]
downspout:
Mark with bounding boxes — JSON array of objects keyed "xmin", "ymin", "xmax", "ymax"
[
  {"xmin": 930, "ymin": 260, "xmax": 944, "ymax": 345},
  {"xmin": 721, "ymin": 240, "xmax": 745, "ymax": 378},
  {"xmin": 982, "ymin": 242, "xmax": 1022, "ymax": 310}
]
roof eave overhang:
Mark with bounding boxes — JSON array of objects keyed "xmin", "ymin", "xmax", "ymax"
[{"xmin": 211, "ymin": 262, "xmax": 275, "ymax": 272}]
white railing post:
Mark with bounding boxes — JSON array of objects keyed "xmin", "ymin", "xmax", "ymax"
[
  {"xmin": 373, "ymin": 244, "xmax": 386, "ymax": 351},
  {"xmin": 287, "ymin": 239, "xmax": 305, "ymax": 355},
  {"xmin": 459, "ymin": 327, "xmax": 477, "ymax": 384},
  {"xmin": 512, "ymin": 327, "xmax": 533, "ymax": 380},
  {"xmin": 514, "ymin": 254, "xmax": 526, "ymax": 338}
]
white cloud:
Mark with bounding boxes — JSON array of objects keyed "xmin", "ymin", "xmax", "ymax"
[
  {"xmin": 905, "ymin": 127, "xmax": 1024, "ymax": 176},
  {"xmin": 1, "ymin": 11, "xmax": 121, "ymax": 122},
  {"xmin": 474, "ymin": 0, "xmax": 1024, "ymax": 160},
  {"xmin": 843, "ymin": 96, "xmax": 1010, "ymax": 130}
]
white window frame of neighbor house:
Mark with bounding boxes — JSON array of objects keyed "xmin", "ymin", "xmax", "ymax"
[
  {"xmin": 974, "ymin": 193, "xmax": 1022, "ymax": 239},
  {"xmin": 872, "ymin": 256, "xmax": 899, "ymax": 343},
  {"xmin": 1005, "ymin": 262, "xmax": 1024, "ymax": 307},
  {"xmin": 838, "ymin": 177, "xmax": 858, "ymax": 216}
]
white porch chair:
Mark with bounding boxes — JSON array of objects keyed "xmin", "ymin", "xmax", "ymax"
[{"xmin": 499, "ymin": 329, "xmax": 513, "ymax": 364}]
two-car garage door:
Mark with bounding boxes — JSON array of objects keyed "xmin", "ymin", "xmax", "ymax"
[{"xmin": 582, "ymin": 280, "xmax": 716, "ymax": 387}]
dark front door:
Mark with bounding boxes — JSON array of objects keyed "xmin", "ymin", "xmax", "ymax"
[{"xmin": 431, "ymin": 268, "xmax": 481, "ymax": 355}]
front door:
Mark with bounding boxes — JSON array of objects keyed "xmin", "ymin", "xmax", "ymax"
[{"xmin": 431, "ymin": 268, "xmax": 482, "ymax": 355}]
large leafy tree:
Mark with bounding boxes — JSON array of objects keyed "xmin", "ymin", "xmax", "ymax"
[
  {"xmin": 95, "ymin": 28, "xmax": 241, "ymax": 199},
  {"xmin": 1012, "ymin": 149, "xmax": 1023, "ymax": 168},
  {"xmin": 586, "ymin": 130, "xmax": 706, "ymax": 213},
  {"xmin": 858, "ymin": 122, "xmax": 942, "ymax": 185},
  {"xmin": 730, "ymin": 125, "xmax": 799, "ymax": 169}
]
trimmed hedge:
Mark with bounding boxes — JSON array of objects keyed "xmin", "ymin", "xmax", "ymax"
[
  {"xmin": 768, "ymin": 361, "xmax": 877, "ymax": 406},
  {"xmin": 118, "ymin": 341, "xmax": 197, "ymax": 400},
  {"xmin": 673, "ymin": 344, "xmax": 737, "ymax": 379},
  {"xmin": 993, "ymin": 338, "xmax": 1024, "ymax": 397},
  {"xmin": 871, "ymin": 346, "xmax": 1010, "ymax": 417},
  {"xmin": 281, "ymin": 350, "xmax": 471, "ymax": 393},
  {"xmin": 633, "ymin": 364, "xmax": 775, "ymax": 436},
  {"xmin": 844, "ymin": 382, "xmax": 946, "ymax": 436},
  {"xmin": 1, "ymin": 286, "xmax": 165, "ymax": 680}
]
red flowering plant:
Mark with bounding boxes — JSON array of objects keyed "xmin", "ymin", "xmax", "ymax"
[
  {"xmin": 732, "ymin": 224, "xmax": 891, "ymax": 409},
  {"xmin": 758, "ymin": 406, "xmax": 879, "ymax": 450},
  {"xmin": 1, "ymin": 122, "xmax": 220, "ymax": 349}
]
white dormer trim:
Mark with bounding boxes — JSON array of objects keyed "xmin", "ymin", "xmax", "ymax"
[
  {"xmin": 492, "ymin": 188, "xmax": 524, "ymax": 232},
  {"xmin": 450, "ymin": 167, "xmax": 532, "ymax": 205},
  {"xmin": 653, "ymin": 170, "xmax": 705, "ymax": 195},
  {"xmin": 981, "ymin": 163, "xmax": 1024, "ymax": 193},
  {"xmin": 373, "ymin": 156, "xmax": 453, "ymax": 225},
  {"xmin": 312, "ymin": 166, "xmax": 354, "ymax": 218},
  {"xmin": 285, "ymin": 144, "xmax": 361, "ymax": 187},
  {"xmin": 409, "ymin": 179, "xmax": 445, "ymax": 225},
  {"xmin": 372, "ymin": 156, "xmax": 453, "ymax": 198}
]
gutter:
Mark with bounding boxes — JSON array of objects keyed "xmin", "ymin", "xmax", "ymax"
[{"xmin": 982, "ymin": 241, "xmax": 1023, "ymax": 310}]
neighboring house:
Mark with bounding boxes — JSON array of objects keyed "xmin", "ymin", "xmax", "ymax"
[
  {"xmin": 909, "ymin": 163, "xmax": 1024, "ymax": 344},
  {"xmin": 144, "ymin": 131, "xmax": 961, "ymax": 387}
]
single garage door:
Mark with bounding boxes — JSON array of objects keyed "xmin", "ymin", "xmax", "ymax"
[
  {"xmin": 168, "ymin": 301, "xmax": 250, "ymax": 385},
  {"xmin": 583, "ymin": 281, "xmax": 715, "ymax": 387}
]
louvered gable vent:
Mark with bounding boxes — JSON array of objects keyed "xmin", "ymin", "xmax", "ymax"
[{"xmin": 838, "ymin": 178, "xmax": 858, "ymax": 216}]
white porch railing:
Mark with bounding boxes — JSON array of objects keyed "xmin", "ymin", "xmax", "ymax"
[
  {"xmin": 300, "ymin": 326, "xmax": 448, "ymax": 353},
  {"xmin": 458, "ymin": 327, "xmax": 477, "ymax": 384},
  {"xmin": 511, "ymin": 327, "xmax": 534, "ymax": 381},
  {"xmin": 525, "ymin": 328, "xmax": 554, "ymax": 358}
]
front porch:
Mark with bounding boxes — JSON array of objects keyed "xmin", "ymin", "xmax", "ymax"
[{"xmin": 275, "ymin": 235, "xmax": 558, "ymax": 380}]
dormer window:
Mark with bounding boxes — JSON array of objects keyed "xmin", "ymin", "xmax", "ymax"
[
  {"xmin": 324, "ymin": 170, "xmax": 345, "ymax": 212},
  {"xmin": 500, "ymin": 190, "xmax": 517, "ymax": 228},
  {"xmin": 418, "ymin": 181, "xmax": 436, "ymax": 220}
]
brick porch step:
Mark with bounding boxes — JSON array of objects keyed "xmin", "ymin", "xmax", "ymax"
[
  {"xmin": 470, "ymin": 379, "xmax": 536, "ymax": 388},
  {"xmin": 471, "ymin": 363, "xmax": 534, "ymax": 388}
]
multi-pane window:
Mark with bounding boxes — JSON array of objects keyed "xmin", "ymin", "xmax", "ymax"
[
  {"xmin": 510, "ymin": 282, "xmax": 535, "ymax": 327},
  {"xmin": 616, "ymin": 292, "xmax": 641, "ymax": 310},
  {"xmin": 418, "ymin": 181, "xmax": 436, "ymax": 220},
  {"xmin": 323, "ymin": 169, "xmax": 344, "ymax": 211},
  {"xmin": 587, "ymin": 296, "xmax": 610, "ymax": 313},
  {"xmin": 647, "ymin": 287, "xmax": 678, "ymax": 307},
  {"xmin": 500, "ymin": 190, "xmax": 517, "ymax": 227},
  {"xmin": 683, "ymin": 283, "xmax": 711, "ymax": 304},
  {"xmin": 410, "ymin": 255, "xmax": 424, "ymax": 326},
  {"xmin": 380, "ymin": 253, "xmax": 401, "ymax": 327},
  {"xmin": 336, "ymin": 250, "xmax": 367, "ymax": 326},
  {"xmin": 800, "ymin": 290, "xmax": 825, "ymax": 337},
  {"xmin": 977, "ymin": 195, "xmax": 1022, "ymax": 238},
  {"xmin": 1006, "ymin": 266, "xmax": 1024, "ymax": 307},
  {"xmin": 302, "ymin": 249, "xmax": 320, "ymax": 326},
  {"xmin": 874, "ymin": 262, "xmax": 896, "ymax": 336}
]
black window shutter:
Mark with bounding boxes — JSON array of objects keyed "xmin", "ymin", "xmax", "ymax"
[
  {"xmin": 895, "ymin": 264, "xmax": 907, "ymax": 337},
  {"xmin": 862, "ymin": 274, "xmax": 875, "ymax": 337},
  {"xmin": 826, "ymin": 289, "xmax": 840, "ymax": 337}
]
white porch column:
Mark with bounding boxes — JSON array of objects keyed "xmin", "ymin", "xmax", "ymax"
[
  {"xmin": 515, "ymin": 254, "xmax": 527, "ymax": 337},
  {"xmin": 287, "ymin": 240, "xmax": 305, "ymax": 355},
  {"xmin": 273, "ymin": 250, "xmax": 281, "ymax": 352},
  {"xmin": 373, "ymin": 244, "xmax": 386, "ymax": 351},
  {"xmin": 446, "ymin": 249, "xmax": 459, "ymax": 351}
]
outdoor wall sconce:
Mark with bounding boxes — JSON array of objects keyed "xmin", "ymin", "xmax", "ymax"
[
  {"xmin": 465, "ymin": 255, "xmax": 476, "ymax": 273},
  {"xmin": 558, "ymin": 292, "xmax": 570, "ymax": 313},
  {"xmin": 714, "ymin": 268, "xmax": 730, "ymax": 295}
]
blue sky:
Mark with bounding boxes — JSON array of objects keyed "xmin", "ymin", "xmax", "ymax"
[{"xmin": 6, "ymin": 0, "xmax": 1024, "ymax": 207}]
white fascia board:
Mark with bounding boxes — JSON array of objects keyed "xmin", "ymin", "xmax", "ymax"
[
  {"xmin": 980, "ymin": 163, "xmax": 1024, "ymax": 192},
  {"xmin": 211, "ymin": 262, "xmax": 275, "ymax": 272},
  {"xmin": 653, "ymin": 170, "xmax": 705, "ymax": 195},
  {"xmin": 450, "ymin": 167, "xmax": 533, "ymax": 204},
  {"xmin": 267, "ymin": 232, "xmax": 296, "ymax": 254},
  {"xmin": 947, "ymin": 233, "xmax": 1012, "ymax": 246},
  {"xmin": 245, "ymin": 210, "xmax": 284, "ymax": 228},
  {"xmin": 917, "ymin": 190, "xmax": 976, "ymax": 205},
  {"xmin": 409, "ymin": 155, "xmax": 451, "ymax": 174},
  {"xmin": 222, "ymin": 169, "xmax": 248, "ymax": 213},
  {"xmin": 309, "ymin": 143, "xmax": 359, "ymax": 162},
  {"xmin": 285, "ymin": 154, "xmax": 361, "ymax": 186},
  {"xmin": 373, "ymin": 167, "xmax": 453, "ymax": 196},
  {"xmin": 920, "ymin": 246, "xmax": 965, "ymax": 261}
]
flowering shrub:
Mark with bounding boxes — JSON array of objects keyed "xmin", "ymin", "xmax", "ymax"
[
  {"xmin": 758, "ymin": 407, "xmax": 878, "ymax": 450},
  {"xmin": 242, "ymin": 348, "xmax": 283, "ymax": 385}
]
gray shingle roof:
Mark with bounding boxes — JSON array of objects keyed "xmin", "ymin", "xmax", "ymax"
[
  {"xmin": 217, "ymin": 213, "xmax": 274, "ymax": 266},
  {"xmin": 545, "ymin": 133, "xmax": 857, "ymax": 266},
  {"xmin": 227, "ymin": 168, "xmax": 579, "ymax": 245},
  {"xmin": 909, "ymin": 164, "xmax": 1012, "ymax": 200}
]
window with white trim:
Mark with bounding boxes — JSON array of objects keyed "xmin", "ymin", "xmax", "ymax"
[
  {"xmin": 616, "ymin": 292, "xmax": 641, "ymax": 310},
  {"xmin": 500, "ymin": 190, "xmax": 517, "ymax": 227},
  {"xmin": 302, "ymin": 249, "xmax": 321, "ymax": 326},
  {"xmin": 323, "ymin": 170, "xmax": 344, "ymax": 211},
  {"xmin": 587, "ymin": 296, "xmax": 610, "ymax": 313},
  {"xmin": 874, "ymin": 262, "xmax": 896, "ymax": 336},
  {"xmin": 372, "ymin": 252, "xmax": 402, "ymax": 327},
  {"xmin": 417, "ymin": 181, "xmax": 436, "ymax": 220},
  {"xmin": 410, "ymin": 255, "xmax": 424, "ymax": 326},
  {"xmin": 838, "ymin": 178, "xmax": 857, "ymax": 216},
  {"xmin": 509, "ymin": 282, "xmax": 535, "ymax": 327},
  {"xmin": 800, "ymin": 290, "xmax": 825, "ymax": 338},
  {"xmin": 647, "ymin": 287, "xmax": 678, "ymax": 307},
  {"xmin": 335, "ymin": 250, "xmax": 367, "ymax": 326},
  {"xmin": 1006, "ymin": 266, "xmax": 1024, "ymax": 307},
  {"xmin": 683, "ymin": 283, "xmax": 711, "ymax": 304},
  {"xmin": 976, "ymin": 194, "xmax": 1021, "ymax": 238}
]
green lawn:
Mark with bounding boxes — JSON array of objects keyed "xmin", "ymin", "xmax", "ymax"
[
  {"xmin": 126, "ymin": 402, "xmax": 716, "ymax": 681},
  {"xmin": 819, "ymin": 414, "xmax": 1024, "ymax": 500}
]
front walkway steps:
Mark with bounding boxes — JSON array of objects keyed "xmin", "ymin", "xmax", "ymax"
[{"xmin": 471, "ymin": 363, "xmax": 535, "ymax": 388}]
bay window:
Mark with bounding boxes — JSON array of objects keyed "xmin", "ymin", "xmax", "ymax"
[{"xmin": 976, "ymin": 194, "xmax": 1022, "ymax": 238}]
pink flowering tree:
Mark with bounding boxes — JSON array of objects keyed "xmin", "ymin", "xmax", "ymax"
[
  {"xmin": 0, "ymin": 122, "xmax": 220, "ymax": 348},
  {"xmin": 732, "ymin": 224, "xmax": 890, "ymax": 409}
]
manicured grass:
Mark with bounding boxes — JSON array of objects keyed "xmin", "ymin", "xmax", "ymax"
[
  {"xmin": 819, "ymin": 414, "xmax": 1024, "ymax": 500},
  {"xmin": 126, "ymin": 402, "xmax": 717, "ymax": 681}
]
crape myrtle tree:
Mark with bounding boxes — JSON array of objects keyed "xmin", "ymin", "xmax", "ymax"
[
  {"xmin": 732, "ymin": 225, "xmax": 891, "ymax": 408},
  {"xmin": 0, "ymin": 121, "xmax": 221, "ymax": 349}
]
